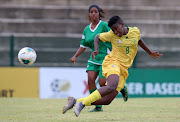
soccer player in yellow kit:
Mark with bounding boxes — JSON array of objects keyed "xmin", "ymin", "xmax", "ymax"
[{"xmin": 62, "ymin": 16, "xmax": 163, "ymax": 117}]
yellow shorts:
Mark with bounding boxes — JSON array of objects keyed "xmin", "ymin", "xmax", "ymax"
[{"xmin": 102, "ymin": 55, "xmax": 129, "ymax": 92}]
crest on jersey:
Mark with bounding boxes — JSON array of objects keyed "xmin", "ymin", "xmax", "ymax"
[
  {"xmin": 117, "ymin": 39, "xmax": 122, "ymax": 44},
  {"xmin": 134, "ymin": 39, "xmax": 137, "ymax": 43}
]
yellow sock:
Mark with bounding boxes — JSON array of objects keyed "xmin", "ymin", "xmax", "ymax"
[
  {"xmin": 82, "ymin": 90, "xmax": 102, "ymax": 106},
  {"xmin": 77, "ymin": 98, "xmax": 85, "ymax": 102},
  {"xmin": 77, "ymin": 97, "xmax": 91, "ymax": 106}
]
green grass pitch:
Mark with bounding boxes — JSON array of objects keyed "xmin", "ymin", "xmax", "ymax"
[{"xmin": 0, "ymin": 98, "xmax": 180, "ymax": 121}]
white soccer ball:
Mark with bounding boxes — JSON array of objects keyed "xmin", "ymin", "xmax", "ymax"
[{"xmin": 18, "ymin": 47, "xmax": 37, "ymax": 65}]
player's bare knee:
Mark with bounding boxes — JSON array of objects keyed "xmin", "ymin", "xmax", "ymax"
[
  {"xmin": 110, "ymin": 85, "xmax": 117, "ymax": 91},
  {"xmin": 98, "ymin": 78, "xmax": 106, "ymax": 87},
  {"xmin": 99, "ymin": 81, "xmax": 106, "ymax": 87},
  {"xmin": 106, "ymin": 86, "xmax": 116, "ymax": 94}
]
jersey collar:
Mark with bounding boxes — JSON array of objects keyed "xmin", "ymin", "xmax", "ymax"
[{"xmin": 89, "ymin": 20, "xmax": 102, "ymax": 32}]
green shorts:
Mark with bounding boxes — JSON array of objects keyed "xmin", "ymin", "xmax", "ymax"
[{"xmin": 86, "ymin": 62, "xmax": 105, "ymax": 78}]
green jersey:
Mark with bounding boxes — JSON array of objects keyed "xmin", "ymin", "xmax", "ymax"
[{"xmin": 80, "ymin": 20, "xmax": 112, "ymax": 65}]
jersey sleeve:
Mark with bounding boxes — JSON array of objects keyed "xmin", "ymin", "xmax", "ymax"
[
  {"xmin": 80, "ymin": 29, "xmax": 88, "ymax": 48},
  {"xmin": 136, "ymin": 27, "xmax": 141, "ymax": 41},
  {"xmin": 98, "ymin": 31, "xmax": 112, "ymax": 42}
]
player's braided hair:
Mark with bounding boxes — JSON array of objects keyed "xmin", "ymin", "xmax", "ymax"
[
  {"xmin": 108, "ymin": 16, "xmax": 123, "ymax": 27},
  {"xmin": 88, "ymin": 4, "xmax": 106, "ymax": 21}
]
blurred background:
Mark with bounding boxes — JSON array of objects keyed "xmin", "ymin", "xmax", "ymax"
[{"xmin": 0, "ymin": 0, "xmax": 180, "ymax": 98}]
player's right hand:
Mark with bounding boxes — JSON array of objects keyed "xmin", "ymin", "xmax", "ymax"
[
  {"xmin": 92, "ymin": 50, "xmax": 98, "ymax": 60},
  {"xmin": 70, "ymin": 57, "xmax": 76, "ymax": 63}
]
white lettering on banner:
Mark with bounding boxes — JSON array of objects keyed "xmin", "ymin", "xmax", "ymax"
[
  {"xmin": 136, "ymin": 83, "xmax": 143, "ymax": 95},
  {"xmin": 127, "ymin": 82, "xmax": 143, "ymax": 95},
  {"xmin": 128, "ymin": 83, "xmax": 134, "ymax": 94},
  {"xmin": 161, "ymin": 83, "xmax": 168, "ymax": 95},
  {"xmin": 175, "ymin": 83, "xmax": 180, "ymax": 95},
  {"xmin": 146, "ymin": 83, "xmax": 180, "ymax": 95},
  {"xmin": 168, "ymin": 83, "xmax": 174, "ymax": 95},
  {"xmin": 154, "ymin": 83, "xmax": 162, "ymax": 94},
  {"xmin": 146, "ymin": 83, "xmax": 153, "ymax": 95}
]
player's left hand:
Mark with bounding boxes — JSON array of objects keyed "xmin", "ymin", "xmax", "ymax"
[
  {"xmin": 92, "ymin": 50, "xmax": 99, "ymax": 60},
  {"xmin": 149, "ymin": 51, "xmax": 163, "ymax": 59}
]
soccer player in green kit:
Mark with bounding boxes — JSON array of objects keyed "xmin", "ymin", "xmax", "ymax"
[{"xmin": 68, "ymin": 5, "xmax": 128, "ymax": 113}]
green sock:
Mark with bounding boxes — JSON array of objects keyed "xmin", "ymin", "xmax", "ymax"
[
  {"xmin": 89, "ymin": 88, "xmax": 102, "ymax": 108},
  {"xmin": 120, "ymin": 88, "xmax": 123, "ymax": 92}
]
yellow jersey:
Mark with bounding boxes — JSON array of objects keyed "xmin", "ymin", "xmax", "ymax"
[{"xmin": 99, "ymin": 27, "xmax": 141, "ymax": 68}]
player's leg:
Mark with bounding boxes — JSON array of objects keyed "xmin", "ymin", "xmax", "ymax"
[
  {"xmin": 87, "ymin": 70, "xmax": 98, "ymax": 90},
  {"xmin": 88, "ymin": 77, "xmax": 105, "ymax": 112},
  {"xmin": 89, "ymin": 65, "xmax": 112, "ymax": 112},
  {"xmin": 118, "ymin": 66, "xmax": 129, "ymax": 102},
  {"xmin": 92, "ymin": 84, "xmax": 128, "ymax": 105},
  {"xmin": 74, "ymin": 74, "xmax": 119, "ymax": 116},
  {"xmin": 93, "ymin": 77, "xmax": 128, "ymax": 104},
  {"xmin": 87, "ymin": 63, "xmax": 104, "ymax": 112},
  {"xmin": 76, "ymin": 83, "xmax": 119, "ymax": 105},
  {"xmin": 63, "ymin": 74, "xmax": 119, "ymax": 115},
  {"xmin": 98, "ymin": 74, "xmax": 119, "ymax": 96},
  {"xmin": 86, "ymin": 63, "xmax": 99, "ymax": 96},
  {"xmin": 91, "ymin": 89, "xmax": 118, "ymax": 105},
  {"xmin": 87, "ymin": 70, "xmax": 103, "ymax": 112},
  {"xmin": 120, "ymin": 84, "xmax": 128, "ymax": 102},
  {"xmin": 88, "ymin": 65, "xmax": 106, "ymax": 112},
  {"xmin": 99, "ymin": 65, "xmax": 128, "ymax": 102},
  {"xmin": 74, "ymin": 92, "xmax": 118, "ymax": 117}
]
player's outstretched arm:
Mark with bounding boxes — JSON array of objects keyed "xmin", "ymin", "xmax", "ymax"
[
  {"xmin": 138, "ymin": 39, "xmax": 163, "ymax": 59},
  {"xmin": 92, "ymin": 35, "xmax": 100, "ymax": 60},
  {"xmin": 70, "ymin": 47, "xmax": 86, "ymax": 63}
]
